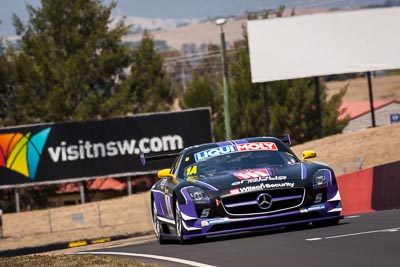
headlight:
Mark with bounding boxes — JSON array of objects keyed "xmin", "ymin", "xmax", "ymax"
[
  {"xmin": 313, "ymin": 170, "xmax": 328, "ymax": 188},
  {"xmin": 187, "ymin": 187, "xmax": 210, "ymax": 204}
]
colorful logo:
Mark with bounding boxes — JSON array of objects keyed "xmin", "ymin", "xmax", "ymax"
[
  {"xmin": 194, "ymin": 142, "xmax": 278, "ymax": 162},
  {"xmin": 0, "ymin": 127, "xmax": 51, "ymax": 180},
  {"xmin": 233, "ymin": 169, "xmax": 271, "ymax": 180}
]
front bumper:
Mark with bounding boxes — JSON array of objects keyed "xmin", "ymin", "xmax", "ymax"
[{"xmin": 177, "ymin": 201, "xmax": 342, "ymax": 240}]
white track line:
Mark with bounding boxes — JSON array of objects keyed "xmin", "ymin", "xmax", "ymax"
[
  {"xmin": 73, "ymin": 251, "xmax": 217, "ymax": 267},
  {"xmin": 344, "ymin": 215, "xmax": 360, "ymax": 219},
  {"xmin": 306, "ymin": 227, "xmax": 400, "ymax": 241}
]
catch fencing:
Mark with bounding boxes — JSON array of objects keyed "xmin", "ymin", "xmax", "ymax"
[{"xmin": 0, "ymin": 192, "xmax": 153, "ymax": 250}]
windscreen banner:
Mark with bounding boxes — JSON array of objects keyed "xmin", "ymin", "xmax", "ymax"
[{"xmin": 0, "ymin": 108, "xmax": 212, "ymax": 188}]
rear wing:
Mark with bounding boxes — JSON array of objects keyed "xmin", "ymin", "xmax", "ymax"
[
  {"xmin": 140, "ymin": 150, "xmax": 181, "ymax": 166},
  {"xmin": 280, "ymin": 134, "xmax": 292, "ymax": 147}
]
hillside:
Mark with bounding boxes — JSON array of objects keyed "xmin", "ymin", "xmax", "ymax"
[
  {"xmin": 291, "ymin": 122, "xmax": 400, "ymax": 175},
  {"xmin": 122, "ymin": 18, "xmax": 246, "ymax": 50},
  {"xmin": 326, "ymin": 74, "xmax": 400, "ymax": 101}
]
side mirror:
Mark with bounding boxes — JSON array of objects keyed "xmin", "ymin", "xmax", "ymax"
[
  {"xmin": 157, "ymin": 169, "xmax": 175, "ymax": 179},
  {"xmin": 302, "ymin": 150, "xmax": 317, "ymax": 161}
]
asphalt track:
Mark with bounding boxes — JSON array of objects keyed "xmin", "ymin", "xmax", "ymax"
[{"xmin": 78, "ymin": 209, "xmax": 400, "ymax": 267}]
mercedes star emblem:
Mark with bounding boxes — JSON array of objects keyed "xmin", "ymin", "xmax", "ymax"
[{"xmin": 256, "ymin": 193, "xmax": 272, "ymax": 210}]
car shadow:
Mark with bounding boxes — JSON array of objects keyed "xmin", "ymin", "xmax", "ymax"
[{"xmin": 182, "ymin": 221, "xmax": 350, "ymax": 245}]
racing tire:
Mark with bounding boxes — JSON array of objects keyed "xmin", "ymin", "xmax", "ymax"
[
  {"xmin": 152, "ymin": 200, "xmax": 166, "ymax": 244},
  {"xmin": 313, "ymin": 218, "xmax": 340, "ymax": 228},
  {"xmin": 175, "ymin": 199, "xmax": 185, "ymax": 244}
]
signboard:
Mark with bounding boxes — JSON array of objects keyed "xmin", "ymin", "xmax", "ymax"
[
  {"xmin": 0, "ymin": 108, "xmax": 212, "ymax": 188},
  {"xmin": 247, "ymin": 7, "xmax": 400, "ymax": 83},
  {"xmin": 390, "ymin": 113, "xmax": 400, "ymax": 124}
]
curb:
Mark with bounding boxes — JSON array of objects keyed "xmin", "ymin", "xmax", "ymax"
[{"xmin": 0, "ymin": 231, "xmax": 153, "ymax": 257}]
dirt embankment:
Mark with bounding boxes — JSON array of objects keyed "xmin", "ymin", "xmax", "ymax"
[
  {"xmin": 291, "ymin": 123, "xmax": 400, "ymax": 175},
  {"xmin": 325, "ymin": 74, "xmax": 400, "ymax": 101}
]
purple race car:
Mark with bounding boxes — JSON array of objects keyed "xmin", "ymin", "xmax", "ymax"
[{"xmin": 148, "ymin": 136, "xmax": 343, "ymax": 243}]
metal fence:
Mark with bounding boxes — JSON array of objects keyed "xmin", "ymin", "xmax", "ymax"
[{"xmin": 1, "ymin": 192, "xmax": 153, "ymax": 250}]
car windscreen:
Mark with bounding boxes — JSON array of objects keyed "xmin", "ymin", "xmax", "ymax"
[{"xmin": 180, "ymin": 150, "xmax": 298, "ymax": 178}]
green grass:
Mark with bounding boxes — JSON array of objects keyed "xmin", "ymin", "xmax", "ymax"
[{"xmin": 0, "ymin": 255, "xmax": 158, "ymax": 267}]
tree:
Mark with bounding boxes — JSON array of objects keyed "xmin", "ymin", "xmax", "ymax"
[
  {"xmin": 191, "ymin": 44, "xmax": 221, "ymax": 78},
  {"xmin": 180, "ymin": 74, "xmax": 225, "ymax": 139},
  {"xmin": 291, "ymin": 7, "xmax": 296, "ymax": 16},
  {"xmin": 0, "ymin": 20, "xmax": 4, "ymax": 55},
  {"xmin": 162, "ymin": 49, "xmax": 192, "ymax": 92},
  {"xmin": 123, "ymin": 30, "xmax": 173, "ymax": 113},
  {"xmin": 268, "ymin": 79, "xmax": 348, "ymax": 144},
  {"xmin": 180, "ymin": 43, "xmax": 227, "ymax": 140},
  {"xmin": 6, "ymin": 0, "xmax": 133, "ymax": 124},
  {"xmin": 0, "ymin": 23, "xmax": 8, "ymax": 121},
  {"xmin": 180, "ymin": 75, "xmax": 216, "ymax": 109},
  {"xmin": 0, "ymin": 21, "xmax": 19, "ymax": 125},
  {"xmin": 277, "ymin": 5, "xmax": 286, "ymax": 17}
]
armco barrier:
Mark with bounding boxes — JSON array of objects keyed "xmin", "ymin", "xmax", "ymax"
[
  {"xmin": 0, "ymin": 231, "xmax": 152, "ymax": 257},
  {"xmin": 336, "ymin": 167, "xmax": 374, "ymax": 215},
  {"xmin": 372, "ymin": 161, "xmax": 400, "ymax": 211},
  {"xmin": 336, "ymin": 160, "xmax": 400, "ymax": 216}
]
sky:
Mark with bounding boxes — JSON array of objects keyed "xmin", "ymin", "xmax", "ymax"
[{"xmin": 0, "ymin": 0, "xmax": 384, "ymax": 37}]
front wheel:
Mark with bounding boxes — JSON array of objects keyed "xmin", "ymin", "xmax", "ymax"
[
  {"xmin": 152, "ymin": 200, "xmax": 166, "ymax": 244},
  {"xmin": 175, "ymin": 199, "xmax": 185, "ymax": 244}
]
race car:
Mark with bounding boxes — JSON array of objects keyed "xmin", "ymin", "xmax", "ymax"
[{"xmin": 145, "ymin": 136, "xmax": 342, "ymax": 243}]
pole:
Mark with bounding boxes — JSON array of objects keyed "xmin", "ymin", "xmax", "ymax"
[
  {"xmin": 97, "ymin": 202, "xmax": 102, "ymax": 228},
  {"xmin": 181, "ymin": 63, "xmax": 187, "ymax": 90},
  {"xmin": 367, "ymin": 71, "xmax": 376, "ymax": 127},
  {"xmin": 48, "ymin": 207, "xmax": 53, "ymax": 233},
  {"xmin": 79, "ymin": 182, "xmax": 85, "ymax": 204},
  {"xmin": 262, "ymin": 83, "xmax": 270, "ymax": 136},
  {"xmin": 220, "ymin": 28, "xmax": 232, "ymax": 140},
  {"xmin": 14, "ymin": 189, "xmax": 20, "ymax": 213},
  {"xmin": 127, "ymin": 177, "xmax": 132, "ymax": 195},
  {"xmin": 315, "ymin": 76, "xmax": 323, "ymax": 138}
]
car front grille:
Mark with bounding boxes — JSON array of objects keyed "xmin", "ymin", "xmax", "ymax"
[{"xmin": 221, "ymin": 187, "xmax": 305, "ymax": 216}]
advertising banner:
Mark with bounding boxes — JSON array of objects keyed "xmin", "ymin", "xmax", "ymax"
[
  {"xmin": 247, "ymin": 7, "xmax": 400, "ymax": 83},
  {"xmin": 0, "ymin": 108, "xmax": 212, "ymax": 188}
]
